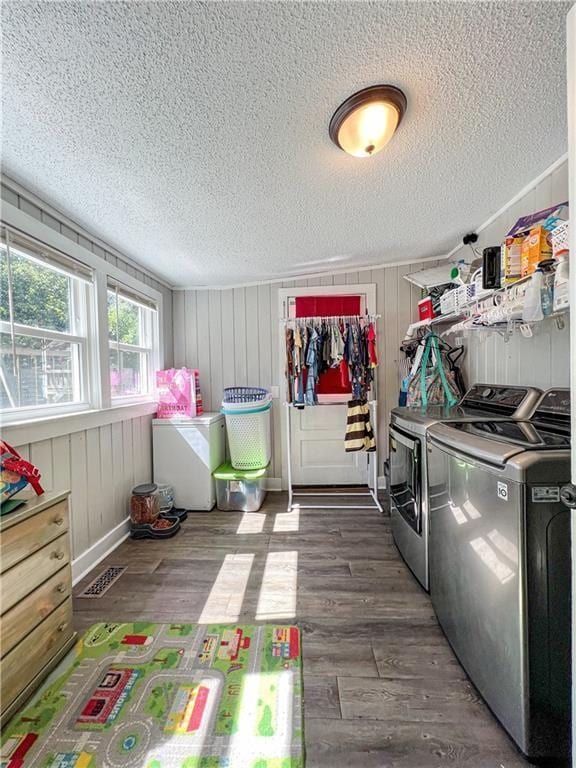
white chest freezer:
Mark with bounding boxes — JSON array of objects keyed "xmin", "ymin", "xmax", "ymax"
[{"xmin": 152, "ymin": 413, "xmax": 225, "ymax": 511}]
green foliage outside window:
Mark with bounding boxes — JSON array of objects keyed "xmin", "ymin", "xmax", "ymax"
[
  {"xmin": 107, "ymin": 291, "xmax": 140, "ymax": 346},
  {"xmin": 0, "ymin": 246, "xmax": 70, "ymax": 332}
]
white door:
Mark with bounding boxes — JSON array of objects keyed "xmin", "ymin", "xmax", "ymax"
[{"xmin": 290, "ymin": 403, "xmax": 368, "ymax": 485}]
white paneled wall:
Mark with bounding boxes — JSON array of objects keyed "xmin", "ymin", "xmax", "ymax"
[
  {"xmin": 14, "ymin": 414, "xmax": 152, "ymax": 564},
  {"xmin": 448, "ymin": 159, "xmax": 570, "ymax": 389},
  {"xmin": 173, "ymin": 264, "xmax": 426, "ymax": 484}
]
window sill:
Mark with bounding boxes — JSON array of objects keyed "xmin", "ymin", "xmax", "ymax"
[{"xmin": 1, "ymin": 401, "xmax": 157, "ymax": 445}]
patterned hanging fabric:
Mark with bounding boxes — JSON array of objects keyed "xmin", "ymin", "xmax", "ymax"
[{"xmin": 345, "ymin": 399, "xmax": 376, "ymax": 452}]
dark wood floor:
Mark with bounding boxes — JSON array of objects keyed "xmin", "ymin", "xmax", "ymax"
[{"xmin": 73, "ymin": 492, "xmax": 533, "ymax": 768}]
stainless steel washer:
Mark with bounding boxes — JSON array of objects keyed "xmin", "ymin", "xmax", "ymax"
[
  {"xmin": 427, "ymin": 389, "xmax": 571, "ymax": 761},
  {"xmin": 388, "ymin": 384, "xmax": 542, "ymax": 590}
]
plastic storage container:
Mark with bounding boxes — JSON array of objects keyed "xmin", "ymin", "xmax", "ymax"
[
  {"xmin": 554, "ymin": 255, "xmax": 570, "ymax": 313},
  {"xmin": 222, "ymin": 388, "xmax": 272, "ymax": 470},
  {"xmin": 214, "ymin": 462, "xmax": 268, "ymax": 512},
  {"xmin": 129, "ymin": 482, "xmax": 181, "ymax": 539},
  {"xmin": 418, "ymin": 296, "xmax": 434, "ymax": 321},
  {"xmin": 156, "ymin": 483, "xmax": 174, "ymax": 512},
  {"xmin": 130, "ymin": 483, "xmax": 161, "ymax": 524},
  {"xmin": 522, "ymin": 270, "xmax": 544, "ymax": 322}
]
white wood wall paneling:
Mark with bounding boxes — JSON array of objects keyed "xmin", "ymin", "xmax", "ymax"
[
  {"xmin": 99, "ymin": 424, "xmax": 114, "ymax": 541},
  {"xmin": 173, "ymin": 291, "xmax": 185, "ymax": 367},
  {"xmin": 70, "ymin": 431, "xmax": 89, "ymax": 556},
  {"xmin": 233, "ymin": 288, "xmax": 248, "ymax": 391},
  {"xmin": 196, "ymin": 291, "xmax": 212, "ymax": 411},
  {"xmin": 14, "ymin": 413, "xmax": 153, "ymax": 562},
  {"xmin": 185, "ymin": 290, "xmax": 199, "ymax": 372}
]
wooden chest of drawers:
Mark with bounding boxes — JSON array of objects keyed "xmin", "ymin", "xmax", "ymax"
[{"xmin": 0, "ymin": 491, "xmax": 76, "ymax": 727}]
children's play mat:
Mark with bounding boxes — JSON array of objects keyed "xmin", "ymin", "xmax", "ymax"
[{"xmin": 1, "ymin": 622, "xmax": 304, "ymax": 768}]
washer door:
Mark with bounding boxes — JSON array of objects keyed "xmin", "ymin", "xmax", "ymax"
[{"xmin": 389, "ymin": 427, "xmax": 421, "ymax": 534}]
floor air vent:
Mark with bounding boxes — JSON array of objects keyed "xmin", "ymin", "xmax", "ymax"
[{"xmin": 78, "ymin": 566, "xmax": 126, "ymax": 598}]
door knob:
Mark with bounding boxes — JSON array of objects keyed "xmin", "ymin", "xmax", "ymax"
[{"xmin": 560, "ymin": 484, "xmax": 576, "ymax": 509}]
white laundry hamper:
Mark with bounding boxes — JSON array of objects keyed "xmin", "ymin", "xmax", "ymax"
[{"xmin": 221, "ymin": 387, "xmax": 272, "ymax": 470}]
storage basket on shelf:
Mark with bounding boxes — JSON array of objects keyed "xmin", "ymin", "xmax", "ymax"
[
  {"xmin": 551, "ymin": 220, "xmax": 569, "ymax": 258},
  {"xmin": 222, "ymin": 387, "xmax": 272, "ymax": 470}
]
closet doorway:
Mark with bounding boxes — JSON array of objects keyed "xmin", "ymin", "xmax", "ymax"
[{"xmin": 278, "ymin": 284, "xmax": 377, "ymax": 488}]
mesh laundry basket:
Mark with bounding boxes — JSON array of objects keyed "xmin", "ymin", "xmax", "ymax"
[
  {"xmin": 222, "ymin": 389, "xmax": 272, "ymax": 470},
  {"xmin": 223, "ymin": 386, "xmax": 269, "ymax": 404}
]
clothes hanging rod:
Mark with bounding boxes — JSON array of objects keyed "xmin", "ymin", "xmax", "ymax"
[
  {"xmin": 280, "ymin": 313, "xmax": 381, "ymax": 323},
  {"xmin": 284, "ymin": 401, "xmax": 377, "ymax": 408}
]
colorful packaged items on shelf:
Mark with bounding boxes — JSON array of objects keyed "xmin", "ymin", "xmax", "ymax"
[
  {"xmin": 503, "ymin": 235, "xmax": 524, "ymax": 283},
  {"xmin": 417, "ymin": 296, "xmax": 435, "ymax": 321},
  {"xmin": 156, "ymin": 367, "xmax": 203, "ymax": 418},
  {"xmin": 507, "ymin": 202, "xmax": 569, "ymax": 239},
  {"xmin": 521, "ymin": 226, "xmax": 552, "ymax": 277},
  {"xmin": 506, "ymin": 202, "xmax": 569, "ymax": 279}
]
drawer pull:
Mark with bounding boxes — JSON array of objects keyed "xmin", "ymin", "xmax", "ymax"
[
  {"xmin": 53, "ymin": 517, "xmax": 65, "ymax": 526},
  {"xmin": 57, "ymin": 622, "xmax": 67, "ymax": 632},
  {"xmin": 52, "ymin": 551, "xmax": 65, "ymax": 561},
  {"xmin": 56, "ymin": 583, "xmax": 67, "ymax": 593}
]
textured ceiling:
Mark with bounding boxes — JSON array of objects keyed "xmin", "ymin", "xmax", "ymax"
[{"xmin": 1, "ymin": 1, "xmax": 570, "ymax": 287}]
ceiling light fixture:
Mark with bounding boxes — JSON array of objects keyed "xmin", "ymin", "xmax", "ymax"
[{"xmin": 329, "ymin": 84, "xmax": 407, "ymax": 158}]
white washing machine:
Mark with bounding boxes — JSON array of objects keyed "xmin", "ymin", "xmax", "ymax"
[{"xmin": 152, "ymin": 413, "xmax": 225, "ymax": 510}]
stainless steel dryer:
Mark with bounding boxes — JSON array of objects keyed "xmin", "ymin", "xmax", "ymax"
[
  {"xmin": 427, "ymin": 389, "xmax": 571, "ymax": 761},
  {"xmin": 388, "ymin": 384, "xmax": 542, "ymax": 590}
]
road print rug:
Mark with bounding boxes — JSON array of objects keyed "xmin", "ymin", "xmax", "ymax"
[{"xmin": 1, "ymin": 622, "xmax": 304, "ymax": 768}]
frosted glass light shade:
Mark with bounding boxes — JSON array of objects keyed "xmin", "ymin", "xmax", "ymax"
[{"xmin": 329, "ymin": 85, "xmax": 407, "ymax": 158}]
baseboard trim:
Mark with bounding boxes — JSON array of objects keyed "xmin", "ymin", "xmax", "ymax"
[
  {"xmin": 72, "ymin": 518, "xmax": 130, "ymax": 585},
  {"xmin": 265, "ymin": 477, "xmax": 282, "ymax": 491},
  {"xmin": 378, "ymin": 475, "xmax": 387, "ymax": 490}
]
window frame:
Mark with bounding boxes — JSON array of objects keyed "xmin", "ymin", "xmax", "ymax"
[
  {"xmin": 0, "ymin": 205, "xmax": 165, "ymax": 428},
  {"xmin": 107, "ymin": 283, "xmax": 159, "ymax": 405},
  {"xmin": 0, "ymin": 231, "xmax": 96, "ymax": 424}
]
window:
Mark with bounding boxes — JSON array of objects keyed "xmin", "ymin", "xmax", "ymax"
[
  {"xmin": 107, "ymin": 282, "xmax": 157, "ymax": 400},
  {"xmin": 0, "ymin": 229, "xmax": 93, "ymax": 418}
]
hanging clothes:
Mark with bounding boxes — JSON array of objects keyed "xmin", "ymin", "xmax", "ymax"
[
  {"xmin": 285, "ymin": 328, "xmax": 294, "ymax": 403},
  {"xmin": 344, "ymin": 322, "xmax": 366, "ymax": 400},
  {"xmin": 329, "ymin": 323, "xmax": 344, "ymax": 367},
  {"xmin": 284, "ymin": 315, "xmax": 378, "ymax": 406},
  {"xmin": 345, "ymin": 399, "xmax": 376, "ymax": 452},
  {"xmin": 305, "ymin": 327, "xmax": 320, "ymax": 405},
  {"xmin": 293, "ymin": 326, "xmax": 304, "ymax": 405},
  {"xmin": 367, "ymin": 323, "xmax": 378, "ymax": 367}
]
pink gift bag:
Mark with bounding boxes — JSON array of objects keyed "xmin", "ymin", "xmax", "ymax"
[{"xmin": 156, "ymin": 368, "xmax": 201, "ymax": 418}]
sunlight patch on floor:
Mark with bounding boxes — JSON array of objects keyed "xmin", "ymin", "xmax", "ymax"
[
  {"xmin": 226, "ymin": 669, "xmax": 295, "ymax": 767},
  {"xmin": 273, "ymin": 508, "xmax": 300, "ymax": 533},
  {"xmin": 256, "ymin": 551, "xmax": 298, "ymax": 620},
  {"xmin": 236, "ymin": 512, "xmax": 266, "ymax": 534},
  {"xmin": 198, "ymin": 553, "xmax": 254, "ymax": 623}
]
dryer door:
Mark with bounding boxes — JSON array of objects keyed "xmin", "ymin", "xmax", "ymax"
[{"xmin": 389, "ymin": 427, "xmax": 422, "ymax": 534}]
